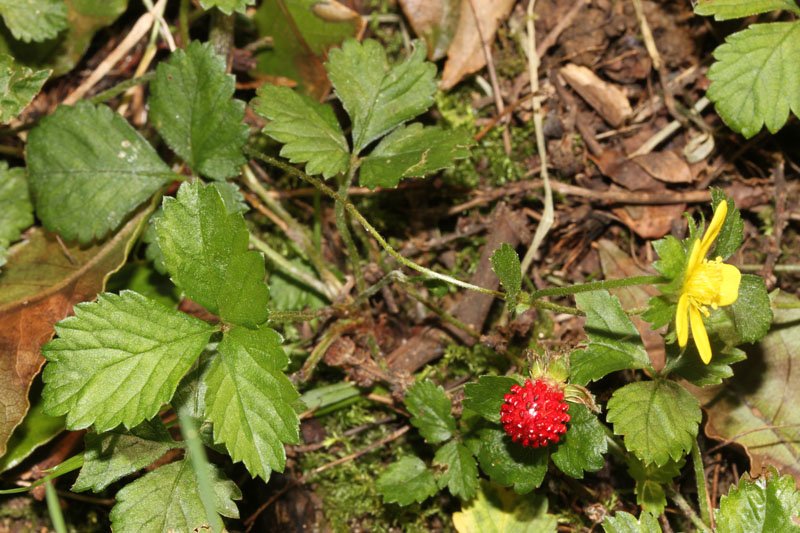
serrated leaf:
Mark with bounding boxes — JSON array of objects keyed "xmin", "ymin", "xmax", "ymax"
[
  {"xmin": 254, "ymin": 84, "xmax": 349, "ymax": 179},
  {"xmin": 606, "ymin": 380, "xmax": 701, "ymax": 466},
  {"xmin": 551, "ymin": 404, "xmax": 607, "ymax": 478},
  {"xmin": 377, "ymin": 456, "xmax": 437, "ymax": 506},
  {"xmin": 728, "ymin": 274, "xmax": 772, "ymax": 343},
  {"xmin": 695, "ymin": 0, "xmax": 799, "ymax": 20},
  {"xmin": 571, "ymin": 291, "xmax": 652, "ymax": 385},
  {"xmin": 489, "ymin": 243, "xmax": 522, "ymax": 310},
  {"xmin": 0, "ymin": 53, "xmax": 49, "ymax": 122},
  {"xmin": 669, "ymin": 343, "xmax": 746, "ymax": 387},
  {"xmin": 642, "ymin": 295, "xmax": 676, "ymax": 330},
  {"xmin": 651, "ymin": 235, "xmax": 686, "ymax": 293},
  {"xmin": 41, "ymin": 290, "xmax": 215, "ymax": 432},
  {"xmin": 471, "ymin": 427, "xmax": 548, "ymax": 494},
  {"xmin": 433, "ymin": 440, "xmax": 478, "ymax": 500},
  {"xmin": 0, "ymin": 0, "xmax": 68, "ymax": 42},
  {"xmin": 150, "ymin": 41, "xmax": 247, "ymax": 180},
  {"xmin": 199, "ymin": 0, "xmax": 254, "ymax": 14},
  {"xmin": 626, "ymin": 456, "xmax": 685, "ymax": 515},
  {"xmin": 452, "ymin": 480, "xmax": 557, "ymax": 533},
  {"xmin": 603, "ymin": 511, "xmax": 662, "ymax": 533},
  {"xmin": 359, "ymin": 124, "xmax": 472, "ymax": 189},
  {"xmin": 109, "ymin": 458, "xmax": 240, "ymax": 533},
  {"xmin": 204, "ymin": 325, "xmax": 300, "ymax": 480},
  {"xmin": 463, "ymin": 376, "xmax": 520, "ymax": 424},
  {"xmin": 27, "ymin": 102, "xmax": 174, "ymax": 243},
  {"xmin": 327, "ymin": 38, "xmax": 437, "ymax": 153},
  {"xmin": 710, "ymin": 190, "xmax": 744, "ymax": 260},
  {"xmin": 716, "ymin": 467, "xmax": 800, "ymax": 533},
  {"xmin": 73, "ymin": 419, "xmax": 180, "ymax": 493},
  {"xmin": 706, "ymin": 21, "xmax": 800, "ymax": 138},
  {"xmin": 404, "ymin": 380, "xmax": 455, "ymax": 444},
  {"xmin": 156, "ymin": 181, "xmax": 270, "ymax": 327},
  {"xmin": 0, "ymin": 163, "xmax": 32, "ymax": 265}
]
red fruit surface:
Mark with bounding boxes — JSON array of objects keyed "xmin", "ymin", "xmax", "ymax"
[{"xmin": 500, "ymin": 379, "xmax": 571, "ymax": 448}]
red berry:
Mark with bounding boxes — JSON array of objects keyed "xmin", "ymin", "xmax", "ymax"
[{"xmin": 500, "ymin": 379, "xmax": 571, "ymax": 448}]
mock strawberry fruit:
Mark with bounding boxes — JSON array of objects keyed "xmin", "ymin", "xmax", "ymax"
[{"xmin": 500, "ymin": 378, "xmax": 570, "ymax": 448}]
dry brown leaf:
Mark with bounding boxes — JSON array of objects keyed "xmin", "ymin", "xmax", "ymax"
[
  {"xmin": 593, "ymin": 150, "xmax": 661, "ymax": 191},
  {"xmin": 0, "ymin": 208, "xmax": 150, "ymax": 455},
  {"xmin": 560, "ymin": 63, "xmax": 632, "ymax": 127},
  {"xmin": 633, "ymin": 151, "xmax": 693, "ymax": 184},
  {"xmin": 399, "ymin": 0, "xmax": 461, "ymax": 61},
  {"xmin": 440, "ymin": 0, "xmax": 515, "ymax": 90},
  {"xmin": 613, "ymin": 202, "xmax": 686, "ymax": 239}
]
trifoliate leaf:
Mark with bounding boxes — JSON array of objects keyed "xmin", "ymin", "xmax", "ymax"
[
  {"xmin": 650, "ymin": 235, "xmax": 686, "ymax": 294},
  {"xmin": 199, "ymin": 0, "xmax": 254, "ymax": 15},
  {"xmin": 603, "ymin": 511, "xmax": 662, "ymax": 533},
  {"xmin": 254, "ymin": 84, "xmax": 349, "ymax": 179},
  {"xmin": 109, "ymin": 458, "xmax": 240, "ymax": 533},
  {"xmin": 204, "ymin": 325, "xmax": 300, "ymax": 480},
  {"xmin": 571, "ymin": 291, "xmax": 652, "ymax": 385},
  {"xmin": 471, "ymin": 427, "xmax": 548, "ymax": 494},
  {"xmin": 359, "ymin": 124, "xmax": 472, "ymax": 189},
  {"xmin": 711, "ymin": 189, "xmax": 744, "ymax": 260},
  {"xmin": 0, "ymin": 0, "xmax": 68, "ymax": 42},
  {"xmin": 551, "ymin": 404, "xmax": 607, "ymax": 478},
  {"xmin": 404, "ymin": 380, "xmax": 455, "ymax": 444},
  {"xmin": 606, "ymin": 380, "xmax": 701, "ymax": 466},
  {"xmin": 489, "ymin": 244, "xmax": 522, "ymax": 311},
  {"xmin": 433, "ymin": 440, "xmax": 478, "ymax": 500},
  {"xmin": 42, "ymin": 290, "xmax": 215, "ymax": 432},
  {"xmin": 0, "ymin": 54, "xmax": 49, "ymax": 122},
  {"xmin": 452, "ymin": 481, "xmax": 558, "ymax": 533},
  {"xmin": 706, "ymin": 21, "xmax": 800, "ymax": 138},
  {"xmin": 715, "ymin": 467, "xmax": 800, "ymax": 533},
  {"xmin": 669, "ymin": 342, "xmax": 746, "ymax": 387},
  {"xmin": 73, "ymin": 419, "xmax": 180, "ymax": 493},
  {"xmin": 695, "ymin": 0, "xmax": 799, "ymax": 20},
  {"xmin": 0, "ymin": 163, "xmax": 32, "ymax": 266},
  {"xmin": 326, "ymin": 39, "xmax": 437, "ymax": 153},
  {"xmin": 156, "ymin": 181, "xmax": 270, "ymax": 327},
  {"xmin": 27, "ymin": 102, "xmax": 174, "ymax": 243},
  {"xmin": 150, "ymin": 41, "xmax": 247, "ymax": 180},
  {"xmin": 463, "ymin": 376, "xmax": 520, "ymax": 424},
  {"xmin": 728, "ymin": 274, "xmax": 772, "ymax": 343},
  {"xmin": 377, "ymin": 456, "xmax": 437, "ymax": 506},
  {"xmin": 626, "ymin": 456, "xmax": 685, "ymax": 515}
]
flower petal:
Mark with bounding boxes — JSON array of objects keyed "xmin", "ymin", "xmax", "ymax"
[
  {"xmin": 676, "ymin": 293, "xmax": 690, "ymax": 348},
  {"xmin": 699, "ymin": 201, "xmax": 728, "ymax": 259},
  {"xmin": 689, "ymin": 305, "xmax": 712, "ymax": 364},
  {"xmin": 685, "ymin": 239, "xmax": 702, "ymax": 278},
  {"xmin": 716, "ymin": 263, "xmax": 742, "ymax": 307}
]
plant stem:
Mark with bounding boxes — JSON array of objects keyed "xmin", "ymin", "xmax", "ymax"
[
  {"xmin": 178, "ymin": 0, "xmax": 191, "ymax": 47},
  {"xmin": 45, "ymin": 481, "xmax": 67, "ymax": 533},
  {"xmin": 246, "ymin": 148, "xmax": 503, "ymax": 298},
  {"xmin": 178, "ymin": 406, "xmax": 223, "ymax": 533},
  {"xmin": 529, "ymin": 275, "xmax": 664, "ymax": 300},
  {"xmin": 268, "ymin": 309, "xmax": 330, "ymax": 323},
  {"xmin": 337, "ymin": 157, "xmax": 367, "ymax": 294},
  {"xmin": 529, "ymin": 299, "xmax": 582, "ymax": 315},
  {"xmin": 668, "ymin": 487, "xmax": 713, "ymax": 533},
  {"xmin": 692, "ymin": 439, "xmax": 713, "ymax": 528},
  {"xmin": 249, "ymin": 234, "xmax": 335, "ymax": 300},
  {"xmin": 88, "ymin": 72, "xmax": 156, "ymax": 104}
]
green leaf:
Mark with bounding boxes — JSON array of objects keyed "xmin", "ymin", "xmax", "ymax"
[
  {"xmin": 199, "ymin": 0, "xmax": 254, "ymax": 15},
  {"xmin": 73, "ymin": 419, "xmax": 180, "ymax": 492},
  {"xmin": 716, "ymin": 467, "xmax": 800, "ymax": 533},
  {"xmin": 156, "ymin": 181, "xmax": 270, "ymax": 327},
  {"xmin": 642, "ymin": 296, "xmax": 676, "ymax": 330},
  {"xmin": 0, "ymin": 53, "xmax": 49, "ymax": 122},
  {"xmin": 695, "ymin": 0, "xmax": 799, "ymax": 20},
  {"xmin": 150, "ymin": 41, "xmax": 247, "ymax": 180},
  {"xmin": 489, "ymin": 243, "xmax": 522, "ymax": 310},
  {"xmin": 26, "ymin": 102, "xmax": 174, "ymax": 243},
  {"xmin": 571, "ymin": 291, "xmax": 652, "ymax": 385},
  {"xmin": 204, "ymin": 325, "xmax": 300, "ymax": 480},
  {"xmin": 109, "ymin": 458, "xmax": 240, "ymax": 533},
  {"xmin": 359, "ymin": 124, "xmax": 472, "ymax": 189},
  {"xmin": 106, "ymin": 263, "xmax": 181, "ymax": 310},
  {"xmin": 626, "ymin": 456, "xmax": 685, "ymax": 515},
  {"xmin": 728, "ymin": 274, "xmax": 773, "ymax": 343},
  {"xmin": 254, "ymin": 84, "xmax": 349, "ymax": 179},
  {"xmin": 452, "ymin": 481, "xmax": 558, "ymax": 533},
  {"xmin": 551, "ymin": 404, "xmax": 607, "ymax": 478},
  {"xmin": 606, "ymin": 380, "xmax": 701, "ymax": 466},
  {"xmin": 377, "ymin": 456, "xmax": 438, "ymax": 506},
  {"xmin": 710, "ymin": 189, "xmax": 744, "ymax": 260},
  {"xmin": 603, "ymin": 511, "xmax": 662, "ymax": 533},
  {"xmin": 42, "ymin": 290, "xmax": 215, "ymax": 431},
  {"xmin": 651, "ymin": 235, "xmax": 686, "ymax": 293},
  {"xmin": 669, "ymin": 343, "xmax": 746, "ymax": 387},
  {"xmin": 471, "ymin": 427, "xmax": 548, "ymax": 494},
  {"xmin": 0, "ymin": 400, "xmax": 64, "ymax": 473},
  {"xmin": 433, "ymin": 440, "xmax": 478, "ymax": 500},
  {"xmin": 0, "ymin": 163, "xmax": 32, "ymax": 265},
  {"xmin": 269, "ymin": 260, "xmax": 326, "ymax": 311},
  {"xmin": 326, "ymin": 39, "xmax": 437, "ymax": 153},
  {"xmin": 404, "ymin": 380, "xmax": 455, "ymax": 444},
  {"xmin": 463, "ymin": 376, "xmax": 520, "ymax": 424},
  {"xmin": 706, "ymin": 21, "xmax": 800, "ymax": 138},
  {"xmin": 0, "ymin": 0, "xmax": 67, "ymax": 42}
]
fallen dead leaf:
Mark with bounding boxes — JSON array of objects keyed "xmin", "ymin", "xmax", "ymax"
[
  {"xmin": 593, "ymin": 150, "xmax": 661, "ymax": 191},
  {"xmin": 560, "ymin": 63, "xmax": 632, "ymax": 127},
  {"xmin": 0, "ymin": 207, "xmax": 150, "ymax": 456},
  {"xmin": 399, "ymin": 0, "xmax": 461, "ymax": 61},
  {"xmin": 613, "ymin": 202, "xmax": 686, "ymax": 240},
  {"xmin": 633, "ymin": 151, "xmax": 693, "ymax": 184}
]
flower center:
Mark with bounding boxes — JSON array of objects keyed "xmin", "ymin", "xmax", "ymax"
[{"xmin": 684, "ymin": 257, "xmax": 726, "ymax": 312}]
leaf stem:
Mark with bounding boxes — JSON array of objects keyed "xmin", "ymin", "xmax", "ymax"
[
  {"xmin": 178, "ymin": 406, "xmax": 223, "ymax": 533},
  {"xmin": 88, "ymin": 72, "xmax": 157, "ymax": 104},
  {"xmin": 337, "ymin": 157, "xmax": 367, "ymax": 294},
  {"xmin": 692, "ymin": 439, "xmax": 714, "ymax": 528},
  {"xmin": 668, "ymin": 487, "xmax": 713, "ymax": 533},
  {"xmin": 529, "ymin": 275, "xmax": 664, "ymax": 300},
  {"xmin": 248, "ymin": 234, "xmax": 335, "ymax": 300},
  {"xmin": 45, "ymin": 480, "xmax": 67, "ymax": 533}
]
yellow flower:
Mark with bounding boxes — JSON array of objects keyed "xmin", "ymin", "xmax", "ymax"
[{"xmin": 676, "ymin": 202, "xmax": 741, "ymax": 364}]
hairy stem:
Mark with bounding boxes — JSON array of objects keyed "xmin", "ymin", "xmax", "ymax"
[
  {"xmin": 337, "ymin": 158, "xmax": 366, "ymax": 294},
  {"xmin": 529, "ymin": 275, "xmax": 664, "ymax": 300},
  {"xmin": 692, "ymin": 439, "xmax": 713, "ymax": 528}
]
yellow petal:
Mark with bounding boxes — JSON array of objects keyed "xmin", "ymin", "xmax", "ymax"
[
  {"xmin": 689, "ymin": 305, "xmax": 712, "ymax": 364},
  {"xmin": 676, "ymin": 293, "xmax": 690, "ymax": 347},
  {"xmin": 699, "ymin": 201, "xmax": 728, "ymax": 259},
  {"xmin": 716, "ymin": 263, "xmax": 741, "ymax": 307},
  {"xmin": 685, "ymin": 240, "xmax": 702, "ymax": 278}
]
